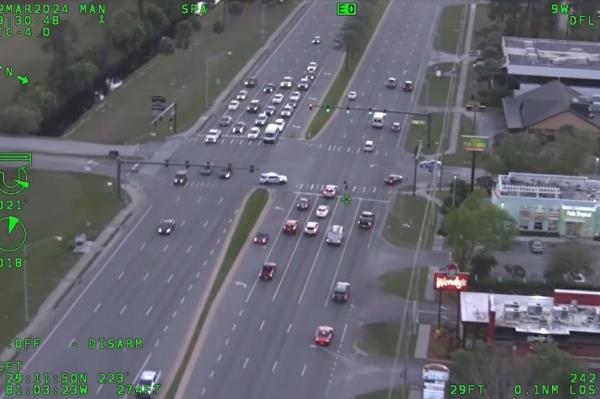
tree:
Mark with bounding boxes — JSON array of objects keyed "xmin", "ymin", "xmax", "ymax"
[
  {"xmin": 174, "ymin": 20, "xmax": 192, "ymax": 49},
  {"xmin": 190, "ymin": 16, "xmax": 202, "ymax": 32},
  {"xmin": 489, "ymin": 133, "xmax": 544, "ymax": 174},
  {"xmin": 40, "ymin": 19, "xmax": 78, "ymax": 90},
  {"xmin": 60, "ymin": 61, "xmax": 98, "ymax": 95},
  {"xmin": 111, "ymin": 9, "xmax": 146, "ymax": 52},
  {"xmin": 544, "ymin": 242, "xmax": 596, "ymax": 282},
  {"xmin": 441, "ymin": 178, "xmax": 470, "ymax": 215},
  {"xmin": 0, "ymin": 105, "xmax": 42, "ymax": 135},
  {"xmin": 157, "ymin": 36, "xmax": 176, "ymax": 55},
  {"xmin": 443, "ymin": 190, "xmax": 517, "ymax": 269},
  {"xmin": 526, "ymin": 343, "xmax": 584, "ymax": 397},
  {"xmin": 144, "ymin": 3, "xmax": 170, "ymax": 38},
  {"xmin": 212, "ymin": 20, "xmax": 224, "ymax": 34},
  {"xmin": 17, "ymin": 85, "xmax": 58, "ymax": 118},
  {"xmin": 227, "ymin": 1, "xmax": 244, "ymax": 16},
  {"xmin": 470, "ymin": 252, "xmax": 498, "ymax": 280}
]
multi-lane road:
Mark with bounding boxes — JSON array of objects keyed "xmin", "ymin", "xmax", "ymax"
[{"xmin": 2, "ymin": 0, "xmax": 465, "ymax": 398}]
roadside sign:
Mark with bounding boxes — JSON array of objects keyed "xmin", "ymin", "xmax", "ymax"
[{"xmin": 461, "ymin": 135, "xmax": 489, "ymax": 152}]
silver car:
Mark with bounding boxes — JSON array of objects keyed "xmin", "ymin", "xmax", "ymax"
[{"xmin": 326, "ymin": 225, "xmax": 344, "ymax": 245}]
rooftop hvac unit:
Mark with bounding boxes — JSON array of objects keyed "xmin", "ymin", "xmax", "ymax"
[
  {"xmin": 504, "ymin": 303, "xmax": 521, "ymax": 321},
  {"xmin": 524, "ymin": 40, "xmax": 534, "ymax": 47},
  {"xmin": 574, "ymin": 57, "xmax": 588, "ymax": 65},
  {"xmin": 551, "ymin": 58, "xmax": 565, "ymax": 65},
  {"xmin": 527, "ymin": 53, "xmax": 537, "ymax": 62},
  {"xmin": 592, "ymin": 94, "xmax": 600, "ymax": 102},
  {"xmin": 552, "ymin": 306, "xmax": 569, "ymax": 321},
  {"xmin": 527, "ymin": 303, "xmax": 543, "ymax": 317}
]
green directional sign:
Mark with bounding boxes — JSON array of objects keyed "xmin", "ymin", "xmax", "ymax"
[{"xmin": 461, "ymin": 135, "xmax": 489, "ymax": 152}]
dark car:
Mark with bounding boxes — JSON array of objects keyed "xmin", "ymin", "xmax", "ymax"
[
  {"xmin": 200, "ymin": 164, "xmax": 212, "ymax": 176},
  {"xmin": 331, "ymin": 282, "xmax": 350, "ymax": 303},
  {"xmin": 174, "ymin": 170, "xmax": 188, "ymax": 185},
  {"xmin": 384, "ymin": 174, "xmax": 403, "ymax": 186},
  {"xmin": 296, "ymin": 197, "xmax": 310, "ymax": 211},
  {"xmin": 283, "ymin": 219, "xmax": 299, "ymax": 234},
  {"xmin": 219, "ymin": 115, "xmax": 232, "ymax": 127},
  {"xmin": 259, "ymin": 262, "xmax": 276, "ymax": 281},
  {"xmin": 244, "ymin": 77, "xmax": 257, "ymax": 88},
  {"xmin": 220, "ymin": 167, "xmax": 232, "ymax": 179},
  {"xmin": 505, "ymin": 265, "xmax": 526, "ymax": 278},
  {"xmin": 246, "ymin": 99, "xmax": 260, "ymax": 113},
  {"xmin": 357, "ymin": 211, "xmax": 375, "ymax": 229},
  {"xmin": 157, "ymin": 219, "xmax": 175, "ymax": 235},
  {"xmin": 263, "ymin": 83, "xmax": 275, "ymax": 93},
  {"xmin": 253, "ymin": 232, "xmax": 269, "ymax": 245},
  {"xmin": 402, "ymin": 80, "xmax": 414, "ymax": 92}
]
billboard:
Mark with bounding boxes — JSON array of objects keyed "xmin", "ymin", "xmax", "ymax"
[{"xmin": 461, "ymin": 135, "xmax": 489, "ymax": 152}]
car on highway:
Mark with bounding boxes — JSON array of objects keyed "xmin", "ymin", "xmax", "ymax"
[
  {"xmin": 263, "ymin": 83, "xmax": 275, "ymax": 93},
  {"xmin": 264, "ymin": 105, "xmax": 277, "ymax": 116},
  {"xmin": 220, "ymin": 167, "xmax": 232, "ymax": 179},
  {"xmin": 247, "ymin": 99, "xmax": 260, "ymax": 113},
  {"xmin": 307, "ymin": 72, "xmax": 316, "ymax": 81},
  {"xmin": 315, "ymin": 205, "xmax": 330, "ymax": 218},
  {"xmin": 259, "ymin": 262, "xmax": 276, "ymax": 281},
  {"xmin": 283, "ymin": 219, "xmax": 299, "ymax": 234},
  {"xmin": 236, "ymin": 89, "xmax": 248, "ymax": 100},
  {"xmin": 419, "ymin": 159, "xmax": 442, "ymax": 170},
  {"xmin": 297, "ymin": 77, "xmax": 310, "ymax": 91},
  {"xmin": 384, "ymin": 174, "xmax": 403, "ymax": 185},
  {"xmin": 358, "ymin": 211, "xmax": 375, "ymax": 229},
  {"xmin": 200, "ymin": 164, "xmax": 212, "ymax": 175},
  {"xmin": 322, "ymin": 185, "xmax": 338, "ymax": 198},
  {"xmin": 314, "ymin": 326, "xmax": 333, "ymax": 346},
  {"xmin": 528, "ymin": 240, "xmax": 544, "ymax": 254},
  {"xmin": 280, "ymin": 105, "xmax": 294, "ymax": 118},
  {"xmin": 274, "ymin": 118, "xmax": 285, "ymax": 131},
  {"xmin": 259, "ymin": 172, "xmax": 288, "ymax": 184},
  {"xmin": 386, "ymin": 77, "xmax": 397, "ymax": 88},
  {"xmin": 402, "ymin": 80, "xmax": 414, "ymax": 92},
  {"xmin": 297, "ymin": 197, "xmax": 310, "ymax": 210},
  {"xmin": 348, "ymin": 91, "xmax": 357, "ymax": 101},
  {"xmin": 331, "ymin": 282, "xmax": 350, "ymax": 303},
  {"xmin": 204, "ymin": 129, "xmax": 221, "ymax": 144},
  {"xmin": 254, "ymin": 114, "xmax": 268, "ymax": 126},
  {"xmin": 312, "ymin": 35, "xmax": 321, "ymax": 45},
  {"xmin": 307, "ymin": 61, "xmax": 318, "ymax": 73},
  {"xmin": 228, "ymin": 99, "xmax": 240, "ymax": 111},
  {"xmin": 253, "ymin": 232, "xmax": 269, "ymax": 245},
  {"xmin": 289, "ymin": 91, "xmax": 301, "ymax": 102},
  {"xmin": 247, "ymin": 127, "xmax": 261, "ymax": 140},
  {"xmin": 157, "ymin": 219, "xmax": 175, "ymax": 235},
  {"xmin": 232, "ymin": 121, "xmax": 246, "ymax": 134},
  {"xmin": 286, "ymin": 99, "xmax": 298, "ymax": 109},
  {"xmin": 244, "ymin": 77, "xmax": 257, "ymax": 88},
  {"xmin": 304, "ymin": 221, "xmax": 319, "ymax": 236},
  {"xmin": 173, "ymin": 170, "xmax": 188, "ymax": 186},
  {"xmin": 391, "ymin": 122, "xmax": 402, "ymax": 132},
  {"xmin": 135, "ymin": 369, "xmax": 161, "ymax": 397},
  {"xmin": 219, "ymin": 115, "xmax": 232, "ymax": 127},
  {"xmin": 326, "ymin": 225, "xmax": 344, "ymax": 245},
  {"xmin": 272, "ymin": 93, "xmax": 284, "ymax": 104},
  {"xmin": 363, "ymin": 140, "xmax": 375, "ymax": 152},
  {"xmin": 280, "ymin": 76, "xmax": 293, "ymax": 89}
]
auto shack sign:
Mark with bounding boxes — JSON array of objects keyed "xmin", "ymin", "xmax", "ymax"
[{"xmin": 433, "ymin": 263, "xmax": 469, "ymax": 292}]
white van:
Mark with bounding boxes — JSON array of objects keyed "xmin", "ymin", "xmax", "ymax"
[
  {"xmin": 371, "ymin": 112, "xmax": 385, "ymax": 128},
  {"xmin": 263, "ymin": 123, "xmax": 280, "ymax": 143}
]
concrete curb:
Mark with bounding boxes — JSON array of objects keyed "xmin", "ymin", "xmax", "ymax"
[
  {"xmin": 170, "ymin": 189, "xmax": 273, "ymax": 399},
  {"xmin": 172, "ymin": 0, "xmax": 313, "ymax": 140},
  {"xmin": 0, "ymin": 180, "xmax": 147, "ymax": 362}
]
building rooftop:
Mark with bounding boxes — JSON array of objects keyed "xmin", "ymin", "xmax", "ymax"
[
  {"xmin": 493, "ymin": 172, "xmax": 600, "ymax": 202},
  {"xmin": 502, "ymin": 36, "xmax": 600, "ymax": 80},
  {"xmin": 461, "ymin": 290, "xmax": 600, "ymax": 336}
]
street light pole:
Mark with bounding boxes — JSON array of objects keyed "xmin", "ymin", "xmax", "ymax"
[
  {"xmin": 595, "ymin": 157, "xmax": 599, "ymax": 175},
  {"xmin": 452, "ymin": 175, "xmax": 457, "ymax": 208},
  {"xmin": 426, "ymin": 113, "xmax": 432, "ymax": 149},
  {"xmin": 205, "ymin": 56, "xmax": 210, "ymax": 109}
]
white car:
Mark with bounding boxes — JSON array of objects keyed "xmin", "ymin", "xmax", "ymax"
[
  {"xmin": 307, "ymin": 62, "xmax": 318, "ymax": 73},
  {"xmin": 228, "ymin": 99, "xmax": 240, "ymax": 111},
  {"xmin": 274, "ymin": 118, "xmax": 285, "ymax": 131},
  {"xmin": 272, "ymin": 93, "xmax": 284, "ymax": 104},
  {"xmin": 260, "ymin": 172, "xmax": 288, "ymax": 184},
  {"xmin": 363, "ymin": 140, "xmax": 374, "ymax": 152},
  {"xmin": 323, "ymin": 185, "xmax": 337, "ymax": 198},
  {"xmin": 236, "ymin": 89, "xmax": 248, "ymax": 100},
  {"xmin": 280, "ymin": 76, "xmax": 293, "ymax": 89},
  {"xmin": 315, "ymin": 205, "xmax": 330, "ymax": 218},
  {"xmin": 348, "ymin": 91, "xmax": 357, "ymax": 101},
  {"xmin": 204, "ymin": 128, "xmax": 221, "ymax": 143},
  {"xmin": 304, "ymin": 221, "xmax": 319, "ymax": 236},
  {"xmin": 312, "ymin": 35, "xmax": 321, "ymax": 45},
  {"xmin": 289, "ymin": 91, "xmax": 301, "ymax": 102},
  {"xmin": 254, "ymin": 114, "xmax": 268, "ymax": 126},
  {"xmin": 136, "ymin": 369, "xmax": 161, "ymax": 397},
  {"xmin": 280, "ymin": 105, "xmax": 293, "ymax": 118},
  {"xmin": 232, "ymin": 121, "xmax": 246, "ymax": 134},
  {"xmin": 247, "ymin": 127, "xmax": 261, "ymax": 140}
]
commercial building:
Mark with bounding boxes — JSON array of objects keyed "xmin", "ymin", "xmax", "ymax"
[{"xmin": 491, "ymin": 172, "xmax": 600, "ymax": 239}]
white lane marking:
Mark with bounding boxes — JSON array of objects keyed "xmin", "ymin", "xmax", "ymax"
[
  {"xmin": 239, "ymin": 309, "xmax": 244, "ymax": 317},
  {"xmin": 139, "ymin": 242, "xmax": 146, "ymax": 251},
  {"xmin": 201, "ymin": 388, "xmax": 206, "ymax": 395},
  {"xmin": 172, "ymin": 311, "xmax": 177, "ymax": 318},
  {"xmin": 373, "ymin": 187, "xmax": 377, "ymax": 193},
  {"xmin": 287, "ymin": 323, "xmax": 293, "ymax": 334},
  {"xmin": 154, "ymin": 339, "xmax": 160, "ymax": 348},
  {"xmin": 117, "ymin": 271, "xmax": 124, "ymax": 280},
  {"xmin": 301, "ymin": 364, "xmax": 307, "ymax": 376},
  {"xmin": 180, "ymin": 297, "xmax": 185, "ymax": 305},
  {"xmin": 225, "ymin": 338, "xmax": 230, "ymax": 346},
  {"xmin": 93, "ymin": 303, "xmax": 102, "ymax": 313},
  {"xmin": 234, "ymin": 281, "xmax": 247, "ymax": 288},
  {"xmin": 188, "ymin": 284, "xmax": 193, "ymax": 291},
  {"xmin": 67, "ymin": 338, "xmax": 75, "ymax": 348},
  {"xmin": 243, "ymin": 357, "xmax": 249, "ymax": 369},
  {"xmin": 228, "ymin": 218, "xmax": 233, "ymax": 224},
  {"xmin": 232, "ymin": 324, "xmax": 237, "ymax": 331},
  {"xmin": 167, "ymin": 274, "xmax": 174, "ymax": 283},
  {"xmin": 203, "ymin": 220, "xmax": 209, "ymax": 228},
  {"xmin": 175, "ymin": 195, "xmax": 181, "ymax": 202},
  {"xmin": 181, "ymin": 219, "xmax": 186, "ymax": 226},
  {"xmin": 196, "ymin": 272, "xmax": 200, "ymax": 279},
  {"xmin": 209, "ymin": 370, "xmax": 214, "ymax": 378},
  {"xmin": 163, "ymin": 325, "xmax": 168, "ymax": 333},
  {"xmin": 162, "ymin": 244, "xmax": 169, "ymax": 252},
  {"xmin": 216, "ymin": 238, "xmax": 221, "ymax": 245},
  {"xmin": 203, "ymin": 260, "xmax": 208, "ymax": 267},
  {"xmin": 143, "ymin": 272, "xmax": 149, "ymax": 281},
  {"xmin": 120, "ymin": 305, "xmax": 127, "ymax": 315},
  {"xmin": 272, "ymin": 361, "xmax": 278, "ymax": 373},
  {"xmin": 197, "ymin": 197, "xmax": 202, "ymax": 204},
  {"xmin": 217, "ymin": 353, "xmax": 222, "ymax": 362},
  {"xmin": 186, "ymin": 245, "xmax": 192, "ymax": 254},
  {"xmin": 95, "ymin": 384, "xmax": 103, "ymax": 395},
  {"xmin": 222, "ymin": 228, "xmax": 227, "ymax": 234},
  {"xmin": 340, "ymin": 323, "xmax": 348, "ymax": 344},
  {"xmin": 259, "ymin": 320, "xmax": 265, "ymax": 330},
  {"xmin": 218, "ymin": 197, "xmax": 224, "ymax": 204}
]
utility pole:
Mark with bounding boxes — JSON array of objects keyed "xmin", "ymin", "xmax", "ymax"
[
  {"xmin": 452, "ymin": 175, "xmax": 457, "ymax": 207},
  {"xmin": 426, "ymin": 112, "xmax": 432, "ymax": 149},
  {"xmin": 116, "ymin": 159, "xmax": 122, "ymax": 200},
  {"xmin": 413, "ymin": 141, "xmax": 422, "ymax": 197}
]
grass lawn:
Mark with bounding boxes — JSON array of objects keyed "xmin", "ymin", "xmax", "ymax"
[
  {"xmin": 165, "ymin": 188, "xmax": 268, "ymax": 399},
  {"xmin": 404, "ymin": 113, "xmax": 450, "ymax": 155},
  {"xmin": 356, "ymin": 389, "xmax": 406, "ymax": 399},
  {"xmin": 433, "ymin": 5, "xmax": 467, "ymax": 54},
  {"xmin": 0, "ymin": 170, "xmax": 124, "ymax": 348},
  {"xmin": 306, "ymin": 0, "xmax": 390, "ymax": 139},
  {"xmin": 383, "ymin": 195, "xmax": 437, "ymax": 250},
  {"xmin": 66, "ymin": 1, "xmax": 300, "ymax": 144},
  {"xmin": 357, "ymin": 322, "xmax": 416, "ymax": 358},
  {"xmin": 380, "ymin": 267, "xmax": 429, "ymax": 301},
  {"xmin": 419, "ymin": 62, "xmax": 458, "ymax": 106}
]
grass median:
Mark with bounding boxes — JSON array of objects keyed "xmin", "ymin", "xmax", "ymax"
[
  {"xmin": 380, "ymin": 267, "xmax": 429, "ymax": 301},
  {"xmin": 165, "ymin": 188, "xmax": 268, "ymax": 399},
  {"xmin": 0, "ymin": 170, "xmax": 125, "ymax": 348},
  {"xmin": 357, "ymin": 321, "xmax": 416, "ymax": 359},
  {"xmin": 433, "ymin": 4, "xmax": 467, "ymax": 54},
  {"xmin": 306, "ymin": 0, "xmax": 390, "ymax": 139},
  {"xmin": 383, "ymin": 194, "xmax": 437, "ymax": 250}
]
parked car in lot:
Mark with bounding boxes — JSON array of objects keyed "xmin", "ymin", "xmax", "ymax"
[
  {"xmin": 528, "ymin": 240, "xmax": 544, "ymax": 254},
  {"xmin": 504, "ymin": 264, "xmax": 527, "ymax": 278},
  {"xmin": 384, "ymin": 174, "xmax": 403, "ymax": 185}
]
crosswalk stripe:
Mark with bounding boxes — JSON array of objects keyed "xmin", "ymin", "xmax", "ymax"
[
  {"xmin": 352, "ymin": 186, "xmax": 357, "ymax": 192},
  {"xmin": 362, "ymin": 186, "xmax": 366, "ymax": 193}
]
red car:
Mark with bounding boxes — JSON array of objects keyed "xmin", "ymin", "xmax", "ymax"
[
  {"xmin": 283, "ymin": 220, "xmax": 299, "ymax": 234},
  {"xmin": 314, "ymin": 326, "xmax": 334, "ymax": 346},
  {"xmin": 253, "ymin": 232, "xmax": 269, "ymax": 245},
  {"xmin": 259, "ymin": 262, "xmax": 276, "ymax": 281},
  {"xmin": 296, "ymin": 197, "xmax": 310, "ymax": 211}
]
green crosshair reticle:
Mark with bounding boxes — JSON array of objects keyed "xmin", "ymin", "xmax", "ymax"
[
  {"xmin": 341, "ymin": 194, "xmax": 352, "ymax": 206},
  {"xmin": 0, "ymin": 216, "xmax": 27, "ymax": 252},
  {"xmin": 0, "ymin": 152, "xmax": 32, "ymax": 196}
]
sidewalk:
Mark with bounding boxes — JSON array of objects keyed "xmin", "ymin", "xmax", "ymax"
[{"xmin": 0, "ymin": 136, "xmax": 139, "ymax": 157}]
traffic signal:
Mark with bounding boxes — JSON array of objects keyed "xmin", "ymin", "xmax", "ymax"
[
  {"xmin": 309, "ymin": 104, "xmax": 313, "ymax": 111},
  {"xmin": 346, "ymin": 106, "xmax": 350, "ymax": 114},
  {"xmin": 326, "ymin": 105, "xmax": 330, "ymax": 113},
  {"xmin": 164, "ymin": 159, "xmax": 169, "ymax": 167},
  {"xmin": 249, "ymin": 165, "xmax": 254, "ymax": 173},
  {"xmin": 227, "ymin": 163, "xmax": 232, "ymax": 170},
  {"xmin": 206, "ymin": 161, "xmax": 211, "ymax": 168},
  {"xmin": 383, "ymin": 109, "xmax": 387, "ymax": 116},
  {"xmin": 185, "ymin": 160, "xmax": 190, "ymax": 168},
  {"xmin": 368, "ymin": 108, "xmax": 373, "ymax": 115}
]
